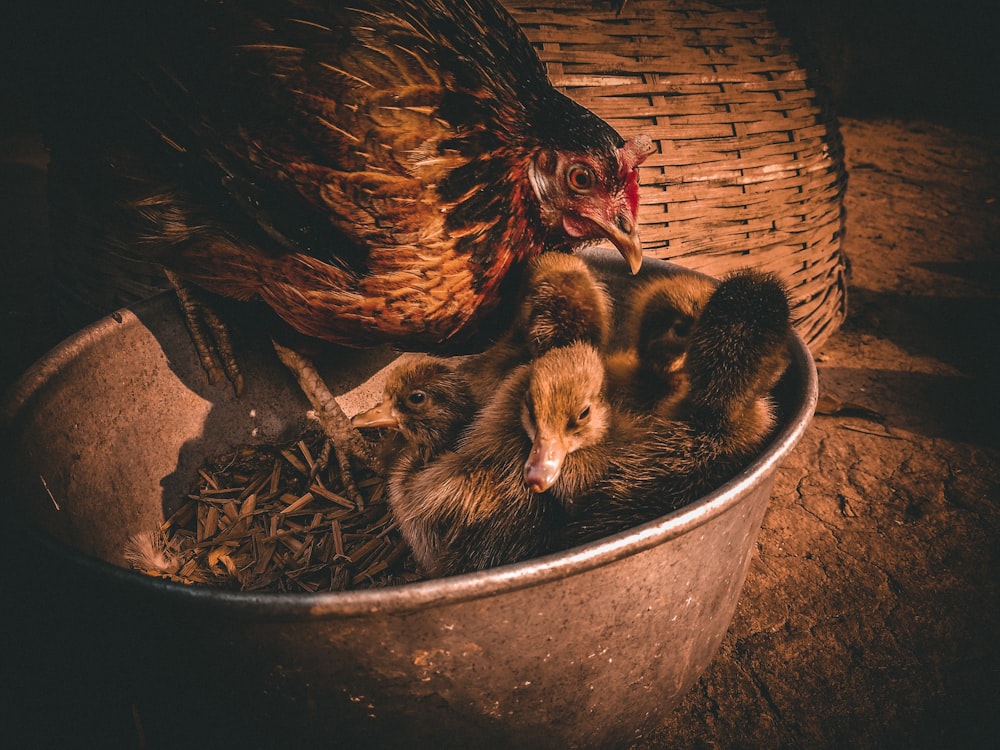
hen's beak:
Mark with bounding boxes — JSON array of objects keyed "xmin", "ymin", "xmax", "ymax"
[
  {"xmin": 564, "ymin": 209, "xmax": 644, "ymax": 275},
  {"xmin": 523, "ymin": 434, "xmax": 569, "ymax": 493},
  {"xmin": 350, "ymin": 399, "xmax": 399, "ymax": 429},
  {"xmin": 610, "ymin": 134, "xmax": 656, "ymax": 274},
  {"xmin": 596, "ymin": 212, "xmax": 644, "ymax": 275}
]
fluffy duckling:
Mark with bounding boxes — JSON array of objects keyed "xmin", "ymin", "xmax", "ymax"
[
  {"xmin": 517, "ymin": 342, "xmax": 644, "ymax": 503},
  {"xmin": 395, "ymin": 342, "xmax": 632, "ymax": 577},
  {"xmin": 458, "ymin": 251, "xmax": 613, "ymax": 407},
  {"xmin": 683, "ymin": 269, "xmax": 791, "ymax": 432},
  {"xmin": 350, "ymin": 354, "xmax": 477, "ymax": 474},
  {"xmin": 562, "ymin": 269, "xmax": 792, "ymax": 546},
  {"xmin": 605, "ymin": 270, "xmax": 716, "ymax": 416}
]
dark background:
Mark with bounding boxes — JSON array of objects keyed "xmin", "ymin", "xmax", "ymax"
[
  {"xmin": 767, "ymin": 0, "xmax": 1000, "ymax": 134},
  {"xmin": 3, "ymin": 0, "xmax": 999, "ymax": 137}
]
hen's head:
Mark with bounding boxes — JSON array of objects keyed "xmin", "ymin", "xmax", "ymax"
[
  {"xmin": 439, "ymin": 83, "xmax": 654, "ymax": 281},
  {"xmin": 527, "ymin": 112, "xmax": 655, "ymax": 274}
]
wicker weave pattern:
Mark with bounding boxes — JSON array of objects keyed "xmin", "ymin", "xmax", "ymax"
[{"xmin": 505, "ymin": 0, "xmax": 849, "ymax": 350}]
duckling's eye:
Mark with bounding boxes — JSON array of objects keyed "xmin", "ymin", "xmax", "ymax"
[
  {"xmin": 566, "ymin": 163, "xmax": 595, "ymax": 194},
  {"xmin": 407, "ymin": 390, "xmax": 427, "ymax": 406},
  {"xmin": 568, "ymin": 404, "xmax": 591, "ymax": 431},
  {"xmin": 670, "ymin": 320, "xmax": 692, "ymax": 338}
]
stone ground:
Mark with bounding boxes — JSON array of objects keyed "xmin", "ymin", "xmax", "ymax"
[{"xmin": 1, "ymin": 116, "xmax": 998, "ymax": 748}]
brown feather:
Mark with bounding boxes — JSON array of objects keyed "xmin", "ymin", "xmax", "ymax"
[{"xmin": 38, "ymin": 0, "xmax": 652, "ymax": 350}]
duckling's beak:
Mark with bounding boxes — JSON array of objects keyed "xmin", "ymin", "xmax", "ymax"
[
  {"xmin": 350, "ymin": 399, "xmax": 399, "ymax": 429},
  {"xmin": 524, "ymin": 434, "xmax": 568, "ymax": 493},
  {"xmin": 658, "ymin": 352, "xmax": 687, "ymax": 379}
]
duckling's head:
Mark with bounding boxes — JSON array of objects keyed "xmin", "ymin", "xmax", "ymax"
[
  {"xmin": 686, "ymin": 269, "xmax": 792, "ymax": 424},
  {"xmin": 351, "ymin": 355, "xmax": 476, "ymax": 457},
  {"xmin": 521, "ymin": 342, "xmax": 610, "ymax": 493},
  {"xmin": 516, "ymin": 252, "xmax": 613, "ymax": 356},
  {"xmin": 631, "ymin": 273, "xmax": 716, "ymax": 384}
]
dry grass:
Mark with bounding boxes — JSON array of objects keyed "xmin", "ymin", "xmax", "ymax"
[{"xmin": 126, "ymin": 429, "xmax": 422, "ymax": 592}]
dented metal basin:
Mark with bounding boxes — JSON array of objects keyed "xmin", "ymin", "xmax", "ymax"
[{"xmin": 1, "ymin": 252, "xmax": 817, "ymax": 749}]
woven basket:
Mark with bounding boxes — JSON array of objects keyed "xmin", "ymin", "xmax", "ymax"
[
  {"xmin": 505, "ymin": 0, "xmax": 848, "ymax": 350},
  {"xmin": 50, "ymin": 0, "xmax": 847, "ymax": 350}
]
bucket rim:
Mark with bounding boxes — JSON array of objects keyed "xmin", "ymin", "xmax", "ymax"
[{"xmin": 1, "ymin": 258, "xmax": 818, "ymax": 619}]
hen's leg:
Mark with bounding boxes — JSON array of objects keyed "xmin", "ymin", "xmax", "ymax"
[
  {"xmin": 271, "ymin": 341, "xmax": 376, "ymax": 506},
  {"xmin": 163, "ymin": 269, "xmax": 244, "ymax": 395},
  {"xmin": 164, "ymin": 270, "xmax": 372, "ymax": 503}
]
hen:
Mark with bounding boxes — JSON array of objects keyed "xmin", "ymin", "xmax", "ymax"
[
  {"xmin": 38, "ymin": 0, "xmax": 653, "ymax": 350},
  {"xmin": 33, "ymin": 0, "xmax": 653, "ymax": 506},
  {"xmin": 35, "ymin": 0, "xmax": 653, "ymax": 497}
]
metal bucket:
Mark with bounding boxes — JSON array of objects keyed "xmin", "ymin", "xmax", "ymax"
[{"xmin": 1, "ymin": 252, "xmax": 817, "ymax": 749}]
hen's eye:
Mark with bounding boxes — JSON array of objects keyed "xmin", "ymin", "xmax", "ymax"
[
  {"xmin": 566, "ymin": 163, "xmax": 595, "ymax": 194},
  {"xmin": 578, "ymin": 405, "xmax": 591, "ymax": 421},
  {"xmin": 407, "ymin": 390, "xmax": 427, "ymax": 406}
]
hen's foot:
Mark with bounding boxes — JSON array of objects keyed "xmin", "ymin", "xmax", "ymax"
[
  {"xmin": 164, "ymin": 269, "xmax": 244, "ymax": 395},
  {"xmin": 271, "ymin": 341, "xmax": 377, "ymax": 507}
]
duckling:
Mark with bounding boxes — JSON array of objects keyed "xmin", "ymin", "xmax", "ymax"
[
  {"xmin": 562, "ymin": 269, "xmax": 792, "ymax": 546},
  {"xmin": 457, "ymin": 251, "xmax": 613, "ymax": 407},
  {"xmin": 605, "ymin": 270, "xmax": 716, "ymax": 416},
  {"xmin": 350, "ymin": 354, "xmax": 477, "ymax": 474},
  {"xmin": 684, "ymin": 269, "xmax": 792, "ymax": 432},
  {"xmin": 397, "ymin": 342, "xmax": 630, "ymax": 576},
  {"xmin": 517, "ymin": 341, "xmax": 643, "ymax": 504}
]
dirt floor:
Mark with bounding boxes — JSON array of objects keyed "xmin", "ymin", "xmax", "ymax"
[
  {"xmin": 638, "ymin": 118, "xmax": 1000, "ymax": 748},
  {"xmin": 1, "ymin": 116, "xmax": 998, "ymax": 748}
]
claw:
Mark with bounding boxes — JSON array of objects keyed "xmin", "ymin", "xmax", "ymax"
[{"xmin": 163, "ymin": 269, "xmax": 244, "ymax": 395}]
